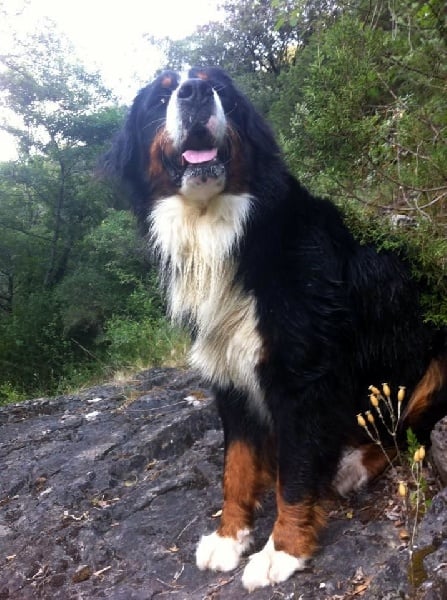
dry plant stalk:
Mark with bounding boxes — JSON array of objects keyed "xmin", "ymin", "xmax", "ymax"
[
  {"xmin": 357, "ymin": 383, "xmax": 427, "ymax": 560},
  {"xmin": 356, "ymin": 382, "xmax": 406, "ymax": 470}
]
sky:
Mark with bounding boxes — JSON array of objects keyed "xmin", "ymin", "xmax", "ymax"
[{"xmin": 0, "ymin": 0, "xmax": 222, "ymax": 159}]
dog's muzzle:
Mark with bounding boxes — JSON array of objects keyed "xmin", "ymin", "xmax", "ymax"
[{"xmin": 165, "ymin": 77, "xmax": 227, "ymax": 189}]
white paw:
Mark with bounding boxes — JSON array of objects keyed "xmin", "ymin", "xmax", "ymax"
[
  {"xmin": 242, "ymin": 537, "xmax": 307, "ymax": 591},
  {"xmin": 196, "ymin": 529, "xmax": 252, "ymax": 572}
]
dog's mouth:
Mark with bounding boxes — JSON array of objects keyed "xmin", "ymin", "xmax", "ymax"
[
  {"xmin": 181, "ymin": 123, "xmax": 224, "ymax": 168},
  {"xmin": 165, "ymin": 123, "xmax": 227, "ymax": 187},
  {"xmin": 181, "ymin": 146, "xmax": 225, "ymax": 182},
  {"xmin": 182, "ymin": 148, "xmax": 218, "ymax": 165}
]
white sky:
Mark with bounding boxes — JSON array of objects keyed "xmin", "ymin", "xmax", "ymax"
[{"xmin": 0, "ymin": 0, "xmax": 222, "ymax": 159}]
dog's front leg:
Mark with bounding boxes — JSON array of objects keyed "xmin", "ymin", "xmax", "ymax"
[
  {"xmin": 196, "ymin": 388, "xmax": 273, "ymax": 572},
  {"xmin": 242, "ymin": 490, "xmax": 325, "ymax": 590},
  {"xmin": 242, "ymin": 393, "xmax": 335, "ymax": 591}
]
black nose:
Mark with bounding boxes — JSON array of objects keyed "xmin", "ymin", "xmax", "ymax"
[{"xmin": 177, "ymin": 78, "xmax": 213, "ymax": 105}]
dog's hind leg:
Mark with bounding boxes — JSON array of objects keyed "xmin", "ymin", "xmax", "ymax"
[{"xmin": 333, "ymin": 443, "xmax": 396, "ymax": 496}]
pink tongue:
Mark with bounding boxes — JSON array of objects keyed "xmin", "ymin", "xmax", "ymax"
[{"xmin": 182, "ymin": 148, "xmax": 218, "ymax": 164}]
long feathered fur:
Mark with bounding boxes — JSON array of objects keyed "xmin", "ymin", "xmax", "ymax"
[{"xmin": 103, "ymin": 66, "xmax": 447, "ymax": 590}]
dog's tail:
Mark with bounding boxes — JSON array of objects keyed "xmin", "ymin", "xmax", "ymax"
[{"xmin": 401, "ymin": 328, "xmax": 447, "ymax": 444}]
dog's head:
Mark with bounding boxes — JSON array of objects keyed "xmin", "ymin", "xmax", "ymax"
[{"xmin": 104, "ymin": 67, "xmax": 282, "ymax": 222}]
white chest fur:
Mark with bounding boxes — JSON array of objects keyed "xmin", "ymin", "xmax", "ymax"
[{"xmin": 150, "ymin": 193, "xmax": 268, "ymax": 418}]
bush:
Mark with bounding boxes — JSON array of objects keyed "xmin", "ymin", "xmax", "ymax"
[
  {"xmin": 104, "ymin": 315, "xmax": 188, "ymax": 371},
  {"xmin": 339, "ymin": 200, "xmax": 447, "ymax": 326}
]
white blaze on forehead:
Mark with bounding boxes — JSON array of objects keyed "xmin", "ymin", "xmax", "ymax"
[
  {"xmin": 165, "ymin": 83, "xmax": 227, "ymax": 148},
  {"xmin": 209, "ymin": 89, "xmax": 226, "ymax": 141},
  {"xmin": 165, "ymin": 86, "xmax": 183, "ymax": 146}
]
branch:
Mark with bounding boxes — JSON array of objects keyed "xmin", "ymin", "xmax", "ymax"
[
  {"xmin": 0, "ymin": 220, "xmax": 50, "ymax": 241},
  {"xmin": 385, "ymin": 55, "xmax": 446, "ymax": 83},
  {"xmin": 369, "ymin": 163, "xmax": 447, "ymax": 194}
]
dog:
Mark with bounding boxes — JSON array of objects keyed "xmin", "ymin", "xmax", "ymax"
[{"xmin": 104, "ymin": 67, "xmax": 447, "ymax": 590}]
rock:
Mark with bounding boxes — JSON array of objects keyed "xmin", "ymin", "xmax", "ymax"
[
  {"xmin": 408, "ymin": 487, "xmax": 447, "ymax": 600},
  {"xmin": 0, "ymin": 367, "xmax": 446, "ymax": 599},
  {"xmin": 72, "ymin": 565, "xmax": 93, "ymax": 583},
  {"xmin": 431, "ymin": 417, "xmax": 447, "ymax": 486}
]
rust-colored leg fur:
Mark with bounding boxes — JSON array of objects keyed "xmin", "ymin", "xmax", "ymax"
[
  {"xmin": 273, "ymin": 490, "xmax": 326, "ymax": 558},
  {"xmin": 218, "ymin": 440, "xmax": 274, "ymax": 537},
  {"xmin": 196, "ymin": 438, "xmax": 274, "ymax": 573}
]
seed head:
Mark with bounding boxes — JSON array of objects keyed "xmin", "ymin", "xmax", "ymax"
[
  {"xmin": 369, "ymin": 385, "xmax": 381, "ymax": 396},
  {"xmin": 357, "ymin": 413, "xmax": 366, "ymax": 428},
  {"xmin": 418, "ymin": 446, "xmax": 425, "ymax": 462},
  {"xmin": 369, "ymin": 393, "xmax": 379, "ymax": 407},
  {"xmin": 413, "ymin": 446, "xmax": 425, "ymax": 463},
  {"xmin": 397, "ymin": 386, "xmax": 406, "ymax": 403},
  {"xmin": 366, "ymin": 410, "xmax": 375, "ymax": 424},
  {"xmin": 399, "ymin": 529, "xmax": 410, "ymax": 541},
  {"xmin": 382, "ymin": 383, "xmax": 391, "ymax": 398},
  {"xmin": 398, "ymin": 481, "xmax": 407, "ymax": 498}
]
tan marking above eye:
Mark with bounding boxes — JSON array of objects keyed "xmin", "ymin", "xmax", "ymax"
[{"xmin": 161, "ymin": 76, "xmax": 173, "ymax": 88}]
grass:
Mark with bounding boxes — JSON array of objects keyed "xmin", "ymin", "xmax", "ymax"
[{"xmin": 0, "ymin": 318, "xmax": 190, "ymax": 405}]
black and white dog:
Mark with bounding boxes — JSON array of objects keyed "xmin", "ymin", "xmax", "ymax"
[{"xmin": 104, "ymin": 67, "xmax": 447, "ymax": 590}]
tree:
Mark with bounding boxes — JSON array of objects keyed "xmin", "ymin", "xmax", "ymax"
[
  {"xmin": 159, "ymin": 0, "xmax": 301, "ymax": 75},
  {"xmin": 0, "ymin": 22, "xmax": 129, "ymax": 397},
  {"xmin": 149, "ymin": 0, "xmax": 342, "ymax": 117},
  {"xmin": 0, "ymin": 20, "xmax": 180, "ymax": 400},
  {"xmin": 0, "ymin": 23, "xmax": 120, "ymax": 287},
  {"xmin": 271, "ymin": 15, "xmax": 389, "ymax": 193},
  {"xmin": 271, "ymin": 2, "xmax": 447, "ymax": 220}
]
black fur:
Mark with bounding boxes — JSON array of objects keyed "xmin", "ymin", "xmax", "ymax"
[{"xmin": 104, "ymin": 67, "xmax": 447, "ymax": 579}]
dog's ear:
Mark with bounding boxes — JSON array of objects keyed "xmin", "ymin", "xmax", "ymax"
[
  {"xmin": 100, "ymin": 92, "xmax": 143, "ymax": 183},
  {"xmin": 99, "ymin": 71, "xmax": 179, "ymax": 223},
  {"xmin": 240, "ymin": 95, "xmax": 279, "ymax": 155},
  {"xmin": 101, "ymin": 71, "xmax": 179, "ymax": 185}
]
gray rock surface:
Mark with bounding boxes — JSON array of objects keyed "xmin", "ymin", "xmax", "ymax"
[
  {"xmin": 432, "ymin": 419, "xmax": 447, "ymax": 487},
  {"xmin": 0, "ymin": 367, "xmax": 446, "ymax": 599}
]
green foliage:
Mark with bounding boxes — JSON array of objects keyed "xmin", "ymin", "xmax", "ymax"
[
  {"xmin": 0, "ymin": 290, "xmax": 74, "ymax": 393},
  {"xmin": 268, "ymin": 3, "xmax": 447, "ymax": 328},
  {"xmin": 0, "ymin": 26, "xmax": 113, "ymax": 154},
  {"xmin": 104, "ymin": 310, "xmax": 188, "ymax": 371},
  {"xmin": 0, "ymin": 25, "xmax": 123, "ymax": 289},
  {"xmin": 0, "ymin": 25, "xmax": 185, "ymax": 399},
  {"xmin": 158, "ymin": 0, "xmax": 302, "ymax": 75},
  {"xmin": 0, "ymin": 382, "xmax": 26, "ymax": 406},
  {"xmin": 406, "ymin": 428, "xmax": 421, "ymax": 465},
  {"xmin": 340, "ymin": 200, "xmax": 447, "ymax": 325},
  {"xmin": 1, "ymin": 1, "xmax": 446, "ymax": 401},
  {"xmin": 271, "ymin": 4, "xmax": 447, "ymax": 217},
  {"xmin": 56, "ymin": 211, "xmax": 150, "ymax": 337},
  {"xmin": 271, "ymin": 15, "xmax": 390, "ymax": 194}
]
